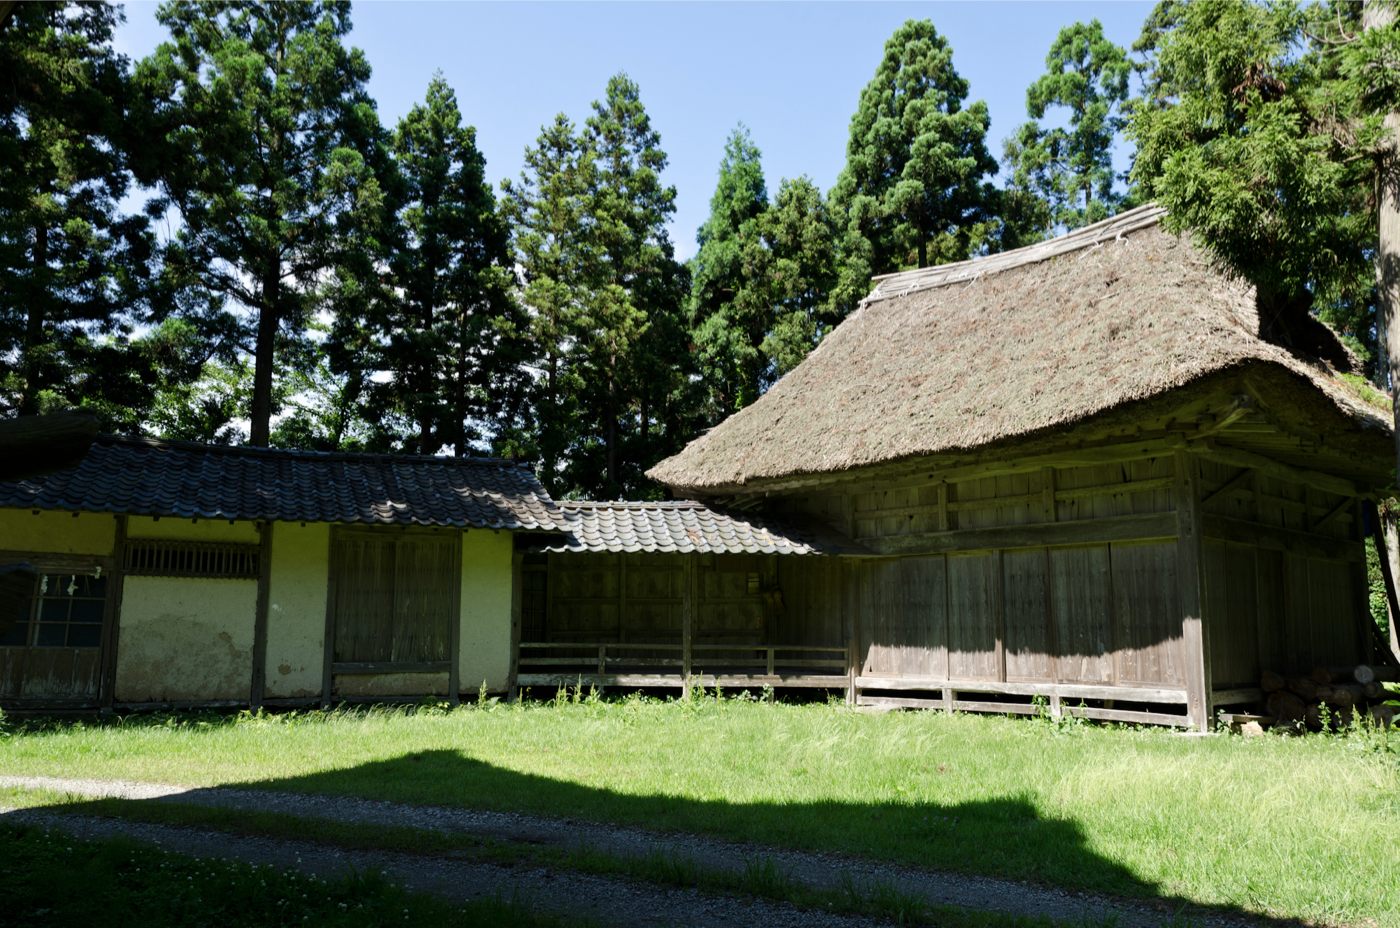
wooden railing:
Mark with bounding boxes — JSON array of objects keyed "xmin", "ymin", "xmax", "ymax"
[{"xmin": 516, "ymin": 642, "xmax": 848, "ymax": 679}]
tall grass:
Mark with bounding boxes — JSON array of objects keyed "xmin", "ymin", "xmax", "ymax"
[{"xmin": 2, "ymin": 697, "xmax": 1396, "ymax": 925}]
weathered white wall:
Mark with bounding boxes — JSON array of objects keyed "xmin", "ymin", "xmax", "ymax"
[
  {"xmin": 460, "ymin": 530, "xmax": 514, "ymax": 694},
  {"xmin": 264, "ymin": 521, "xmax": 329, "ymax": 699},
  {"xmin": 115, "ymin": 576, "xmax": 257, "ymax": 702},
  {"xmin": 0, "ymin": 508, "xmax": 116, "ymax": 556}
]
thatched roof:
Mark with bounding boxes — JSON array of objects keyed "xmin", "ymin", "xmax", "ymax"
[{"xmin": 649, "ymin": 205, "xmax": 1390, "ymax": 493}]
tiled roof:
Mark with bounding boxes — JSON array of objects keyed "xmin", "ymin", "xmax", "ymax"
[
  {"xmin": 539, "ymin": 501, "xmax": 861, "ymax": 555},
  {"xmin": 0, "ymin": 435, "xmax": 564, "ymax": 531}
]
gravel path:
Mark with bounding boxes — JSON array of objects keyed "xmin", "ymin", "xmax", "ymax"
[{"xmin": 0, "ymin": 775, "xmax": 1265, "ymax": 928}]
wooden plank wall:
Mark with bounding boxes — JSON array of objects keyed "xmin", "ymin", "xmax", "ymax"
[
  {"xmin": 851, "ymin": 540, "xmax": 1183, "ymax": 688},
  {"xmin": 782, "ymin": 454, "xmax": 1187, "ymax": 691},
  {"xmin": 1197, "ymin": 459, "xmax": 1365, "ymax": 686},
  {"xmin": 544, "ymin": 552, "xmax": 796, "ymax": 646}
]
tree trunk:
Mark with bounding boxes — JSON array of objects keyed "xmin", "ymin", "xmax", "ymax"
[
  {"xmin": 18, "ymin": 221, "xmax": 48, "ymax": 415},
  {"xmin": 249, "ymin": 264, "xmax": 279, "ymax": 447},
  {"xmin": 1364, "ymin": 0, "xmax": 1400, "ymax": 662}
]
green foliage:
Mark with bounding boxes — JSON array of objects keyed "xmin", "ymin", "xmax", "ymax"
[
  {"xmin": 687, "ymin": 129, "xmax": 841, "ymax": 422},
  {"xmin": 828, "ymin": 19, "xmax": 997, "ymax": 316},
  {"xmin": 1004, "ymin": 20, "xmax": 1131, "ymax": 233},
  {"xmin": 0, "ymin": 2, "xmax": 213, "ymax": 425},
  {"xmin": 504, "ymin": 74, "xmax": 690, "ymax": 498},
  {"xmin": 1128, "ymin": 0, "xmax": 1380, "ymax": 365},
  {"xmin": 365, "ymin": 74, "xmax": 522, "ymax": 456},
  {"xmin": 135, "ymin": 1, "xmax": 390, "ymax": 445}
]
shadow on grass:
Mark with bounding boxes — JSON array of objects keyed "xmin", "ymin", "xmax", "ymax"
[{"xmin": 12, "ymin": 747, "xmax": 1312, "ymax": 928}]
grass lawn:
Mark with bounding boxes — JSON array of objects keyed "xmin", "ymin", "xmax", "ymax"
[
  {"xmin": 0, "ymin": 821, "xmax": 561, "ymax": 928},
  {"xmin": 2, "ymin": 696, "xmax": 1397, "ymax": 926}
]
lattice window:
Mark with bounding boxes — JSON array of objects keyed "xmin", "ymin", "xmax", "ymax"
[
  {"xmin": 0, "ymin": 569, "xmax": 106, "ymax": 649},
  {"xmin": 124, "ymin": 540, "xmax": 259, "ymax": 579}
]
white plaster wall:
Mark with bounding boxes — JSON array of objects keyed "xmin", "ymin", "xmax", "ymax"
[
  {"xmin": 0, "ymin": 508, "xmax": 116, "ymax": 555},
  {"xmin": 115, "ymin": 577, "xmax": 257, "ymax": 702},
  {"xmin": 126, "ymin": 516, "xmax": 259, "ymax": 543},
  {"xmin": 460, "ymin": 530, "xmax": 514, "ymax": 694},
  {"xmin": 264, "ymin": 522, "xmax": 330, "ymax": 699}
]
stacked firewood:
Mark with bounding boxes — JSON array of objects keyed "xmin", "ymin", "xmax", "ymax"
[{"xmin": 1262, "ymin": 665, "xmax": 1398, "ymax": 730}]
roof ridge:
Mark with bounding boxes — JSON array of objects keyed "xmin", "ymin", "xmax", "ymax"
[
  {"xmin": 865, "ymin": 204, "xmax": 1167, "ymax": 304},
  {"xmin": 95, "ymin": 433, "xmax": 532, "ymax": 471},
  {"xmin": 560, "ymin": 499, "xmax": 708, "ymax": 510}
]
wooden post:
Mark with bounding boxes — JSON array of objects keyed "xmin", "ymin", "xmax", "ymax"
[
  {"xmin": 1364, "ymin": 501, "xmax": 1400, "ymax": 662},
  {"xmin": 1175, "ymin": 449, "xmax": 1213, "ymax": 732},
  {"xmin": 508, "ymin": 550, "xmax": 523, "ymax": 697},
  {"xmin": 321, "ymin": 529, "xmax": 338, "ymax": 710},
  {"xmin": 250, "ymin": 520, "xmax": 273, "ymax": 709},
  {"xmin": 100, "ymin": 514, "xmax": 128, "ymax": 711},
  {"xmin": 446, "ymin": 533, "xmax": 462, "ymax": 706},
  {"xmin": 682, "ymin": 555, "xmax": 695, "ymax": 696}
]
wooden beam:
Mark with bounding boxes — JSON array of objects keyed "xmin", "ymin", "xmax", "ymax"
[
  {"xmin": 1191, "ymin": 442, "xmax": 1357, "ymax": 498},
  {"xmin": 1365, "ymin": 501, "xmax": 1400, "ymax": 663},
  {"xmin": 1203, "ymin": 515, "xmax": 1363, "ymax": 563},
  {"xmin": 852, "ymin": 675, "xmax": 1189, "ymax": 704},
  {"xmin": 1200, "ymin": 468, "xmax": 1252, "ymax": 509},
  {"xmin": 99, "ymin": 514, "xmax": 127, "ymax": 711},
  {"xmin": 332, "ymin": 661, "xmax": 452, "ymax": 674},
  {"xmin": 249, "ymin": 521, "xmax": 273, "ymax": 709},
  {"xmin": 870, "ymin": 512, "xmax": 1175, "ymax": 556},
  {"xmin": 1175, "ymin": 450, "xmax": 1212, "ymax": 732}
]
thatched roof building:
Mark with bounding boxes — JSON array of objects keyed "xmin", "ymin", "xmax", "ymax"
[
  {"xmin": 649, "ymin": 205, "xmax": 1391, "ymax": 494},
  {"xmin": 635, "ymin": 205, "xmax": 1394, "ymax": 731}
]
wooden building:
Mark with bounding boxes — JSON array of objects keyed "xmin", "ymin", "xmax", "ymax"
[
  {"xmin": 0, "ymin": 436, "xmax": 560, "ymax": 709},
  {"xmin": 3, "ymin": 207, "xmax": 1394, "ymax": 729},
  {"xmin": 625, "ymin": 206, "xmax": 1394, "ymax": 730}
]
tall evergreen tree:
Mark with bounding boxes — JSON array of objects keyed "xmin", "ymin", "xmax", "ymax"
[
  {"xmin": 0, "ymin": 2, "xmax": 176, "ymax": 420},
  {"xmin": 828, "ymin": 19, "xmax": 997, "ymax": 316},
  {"xmin": 579, "ymin": 73, "xmax": 689, "ymax": 498},
  {"xmin": 1004, "ymin": 20, "xmax": 1132, "ymax": 233},
  {"xmin": 1129, "ymin": 0, "xmax": 1375, "ymax": 364},
  {"xmin": 760, "ymin": 176, "xmax": 840, "ymax": 378},
  {"xmin": 373, "ymin": 74, "xmax": 519, "ymax": 456},
  {"xmin": 688, "ymin": 125, "xmax": 771, "ymax": 418},
  {"xmin": 502, "ymin": 114, "xmax": 594, "ymax": 493},
  {"xmin": 135, "ymin": 1, "xmax": 388, "ymax": 446}
]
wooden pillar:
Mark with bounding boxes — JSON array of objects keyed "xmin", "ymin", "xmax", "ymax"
[
  {"xmin": 681, "ymin": 555, "xmax": 695, "ymax": 696},
  {"xmin": 843, "ymin": 560, "xmax": 857, "ymax": 706},
  {"xmin": 250, "ymin": 520, "xmax": 273, "ymax": 709},
  {"xmin": 446, "ymin": 533, "xmax": 462, "ymax": 706},
  {"xmin": 321, "ymin": 529, "xmax": 337, "ymax": 710},
  {"xmin": 508, "ymin": 550, "xmax": 523, "ymax": 697},
  {"xmin": 1175, "ymin": 449, "xmax": 1212, "ymax": 732},
  {"xmin": 100, "ymin": 514, "xmax": 128, "ymax": 711}
]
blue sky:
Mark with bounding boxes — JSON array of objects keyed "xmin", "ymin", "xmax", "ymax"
[{"xmin": 113, "ymin": 1, "xmax": 1154, "ymax": 259}]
